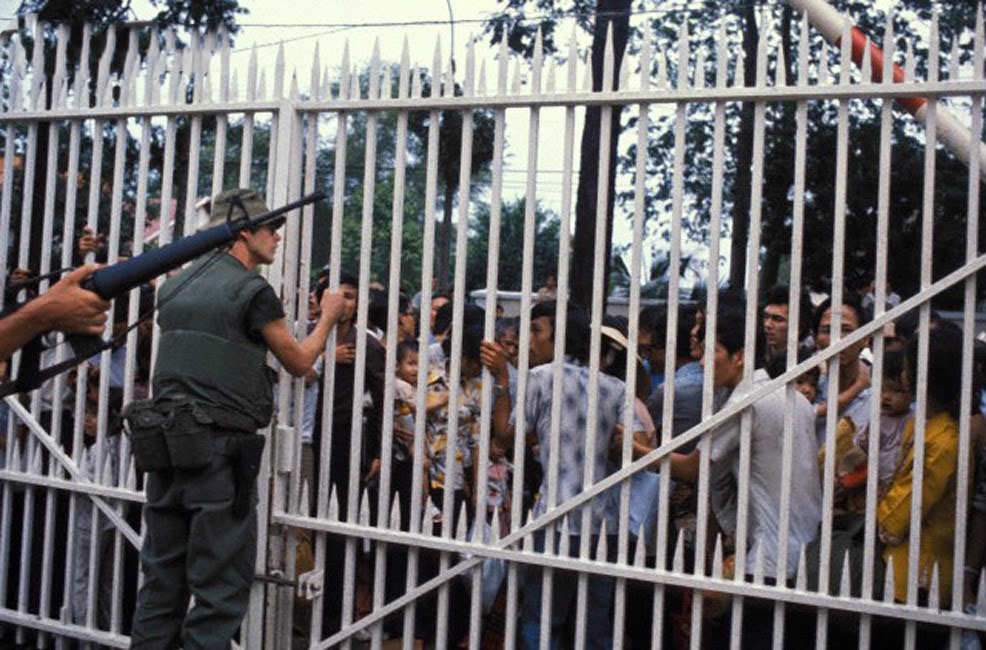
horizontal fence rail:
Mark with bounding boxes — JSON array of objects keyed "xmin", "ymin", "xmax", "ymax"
[{"xmin": 1, "ymin": 5, "xmax": 986, "ymax": 649}]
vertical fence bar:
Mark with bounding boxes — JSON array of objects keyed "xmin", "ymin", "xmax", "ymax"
[
  {"xmin": 859, "ymin": 12, "xmax": 897, "ymax": 650},
  {"xmin": 574, "ymin": 22, "xmax": 615, "ymax": 650},
  {"xmin": 951, "ymin": 6, "xmax": 985, "ymax": 649},
  {"xmin": 310, "ymin": 42, "xmax": 351, "ymax": 643}
]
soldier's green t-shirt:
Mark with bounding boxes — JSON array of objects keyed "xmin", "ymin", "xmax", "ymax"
[{"xmin": 245, "ymin": 285, "xmax": 285, "ymax": 341}]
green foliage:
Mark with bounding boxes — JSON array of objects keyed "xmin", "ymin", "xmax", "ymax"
[{"xmin": 466, "ymin": 198, "xmax": 560, "ymax": 292}]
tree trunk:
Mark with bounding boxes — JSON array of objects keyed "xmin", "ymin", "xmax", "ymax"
[
  {"xmin": 569, "ymin": 0, "xmax": 631, "ymax": 311},
  {"xmin": 728, "ymin": 3, "xmax": 760, "ymax": 290}
]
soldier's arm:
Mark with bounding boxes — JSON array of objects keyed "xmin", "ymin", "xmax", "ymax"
[{"xmin": 262, "ymin": 290, "xmax": 346, "ymax": 377}]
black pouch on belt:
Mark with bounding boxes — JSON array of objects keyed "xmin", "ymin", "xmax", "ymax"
[
  {"xmin": 231, "ymin": 434, "xmax": 266, "ymax": 519},
  {"xmin": 121, "ymin": 400, "xmax": 171, "ymax": 473},
  {"xmin": 163, "ymin": 402, "xmax": 215, "ymax": 471}
]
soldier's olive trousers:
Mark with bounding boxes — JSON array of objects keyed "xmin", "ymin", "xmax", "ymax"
[{"xmin": 130, "ymin": 436, "xmax": 256, "ymax": 650}]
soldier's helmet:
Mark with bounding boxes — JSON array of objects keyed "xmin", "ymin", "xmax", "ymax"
[{"xmin": 198, "ymin": 188, "xmax": 283, "ymax": 232}]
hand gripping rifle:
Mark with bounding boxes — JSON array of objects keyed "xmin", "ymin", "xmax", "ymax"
[{"xmin": 0, "ymin": 191, "xmax": 325, "ymax": 398}]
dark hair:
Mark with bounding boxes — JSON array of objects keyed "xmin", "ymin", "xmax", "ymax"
[
  {"xmin": 368, "ymin": 289, "xmax": 388, "ymax": 332},
  {"xmin": 433, "ymin": 300, "xmax": 454, "ymax": 336},
  {"xmin": 714, "ymin": 301, "xmax": 748, "ymax": 356},
  {"xmin": 812, "ymin": 293, "xmax": 870, "ymax": 335},
  {"xmin": 795, "ymin": 346, "xmax": 821, "ymax": 384},
  {"xmin": 908, "ymin": 319, "xmax": 962, "ymax": 420},
  {"xmin": 639, "ymin": 305, "xmax": 666, "ymax": 348},
  {"xmin": 396, "ymin": 340, "xmax": 418, "ymax": 363},
  {"xmin": 530, "ymin": 300, "xmax": 590, "ymax": 363},
  {"xmin": 338, "ymin": 271, "xmax": 358, "ymax": 289},
  {"xmin": 443, "ymin": 322, "xmax": 485, "ymax": 362},
  {"xmin": 495, "ymin": 316, "xmax": 518, "ymax": 339},
  {"xmin": 882, "ymin": 348, "xmax": 906, "ymax": 384},
  {"xmin": 893, "ymin": 307, "xmax": 943, "ymax": 343},
  {"xmin": 764, "ymin": 284, "xmax": 814, "ymax": 339}
]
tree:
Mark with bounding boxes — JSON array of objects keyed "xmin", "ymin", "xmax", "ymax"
[
  {"xmin": 485, "ymin": 0, "xmax": 631, "ymax": 310},
  {"xmin": 466, "ymin": 197, "xmax": 560, "ymax": 292},
  {"xmin": 5, "ymin": 0, "xmax": 246, "ymax": 273}
]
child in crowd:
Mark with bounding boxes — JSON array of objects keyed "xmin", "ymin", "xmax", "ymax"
[
  {"xmin": 794, "ymin": 364, "xmax": 820, "ymax": 404},
  {"xmin": 392, "ymin": 341, "xmax": 444, "ymax": 529},
  {"xmin": 857, "ymin": 348, "xmax": 912, "ymax": 496},
  {"xmin": 878, "ymin": 322, "xmax": 962, "ymax": 606}
]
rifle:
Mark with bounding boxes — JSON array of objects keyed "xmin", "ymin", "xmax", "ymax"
[{"xmin": 0, "ymin": 191, "xmax": 325, "ymax": 398}]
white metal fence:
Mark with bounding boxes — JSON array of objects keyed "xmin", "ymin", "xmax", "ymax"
[{"xmin": 2, "ymin": 6, "xmax": 986, "ymax": 649}]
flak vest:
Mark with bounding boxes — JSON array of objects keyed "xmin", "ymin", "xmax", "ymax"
[{"xmin": 153, "ymin": 253, "xmax": 275, "ymax": 430}]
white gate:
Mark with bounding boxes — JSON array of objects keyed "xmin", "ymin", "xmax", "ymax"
[{"xmin": 2, "ymin": 5, "xmax": 986, "ymax": 649}]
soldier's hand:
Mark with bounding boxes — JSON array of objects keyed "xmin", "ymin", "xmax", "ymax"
[
  {"xmin": 319, "ymin": 288, "xmax": 347, "ymax": 324},
  {"xmin": 37, "ymin": 265, "xmax": 110, "ymax": 335}
]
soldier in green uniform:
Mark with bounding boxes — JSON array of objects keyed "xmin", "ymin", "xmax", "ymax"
[{"xmin": 129, "ymin": 188, "xmax": 346, "ymax": 649}]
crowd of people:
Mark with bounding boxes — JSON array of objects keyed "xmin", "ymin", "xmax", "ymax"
[{"xmin": 0, "ymin": 190, "xmax": 983, "ymax": 649}]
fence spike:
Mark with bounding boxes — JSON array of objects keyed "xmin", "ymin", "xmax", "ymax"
[
  {"xmin": 299, "ymin": 480, "xmax": 310, "ymax": 517},
  {"xmin": 359, "ymin": 486, "xmax": 371, "ymax": 527},
  {"xmin": 349, "ymin": 65, "xmax": 360, "ymax": 100},
  {"xmin": 464, "ymin": 37, "xmax": 476, "ymax": 96},
  {"xmin": 904, "ymin": 39, "xmax": 915, "ymax": 83},
  {"xmin": 511, "ymin": 57, "xmax": 523, "ymax": 95},
  {"xmin": 273, "ymin": 41, "xmax": 285, "ymax": 99},
  {"xmin": 926, "ymin": 562, "xmax": 940, "ymax": 610},
  {"xmin": 676, "ymin": 20, "xmax": 689, "ymax": 90},
  {"xmin": 672, "ymin": 532, "xmax": 685, "ymax": 573},
  {"xmin": 456, "ymin": 501, "xmax": 469, "ymax": 541},
  {"xmin": 752, "ymin": 543, "xmax": 765, "ymax": 586},
  {"xmin": 582, "ymin": 50, "xmax": 593, "ymax": 91},
  {"xmin": 735, "ymin": 45, "xmax": 747, "ymax": 89},
  {"xmin": 656, "ymin": 47, "xmax": 668, "ymax": 89},
  {"xmin": 712, "ymin": 534, "xmax": 724, "ymax": 579},
  {"xmin": 758, "ymin": 8, "xmax": 772, "ymax": 87},
  {"xmin": 310, "ymin": 41, "xmax": 321, "ymax": 100},
  {"xmin": 328, "ymin": 484, "xmax": 339, "ymax": 522},
  {"xmin": 230, "ymin": 68, "xmax": 238, "ymax": 103},
  {"xmin": 126, "ymin": 457, "xmax": 137, "ymax": 490},
  {"xmin": 257, "ymin": 69, "xmax": 266, "ymax": 101},
  {"xmin": 633, "ymin": 527, "xmax": 646, "ymax": 567},
  {"xmin": 566, "ymin": 31, "xmax": 578, "ymax": 92},
  {"xmin": 389, "ymin": 492, "xmax": 401, "ymax": 530},
  {"xmin": 339, "ymin": 40, "xmax": 350, "ymax": 100},
  {"xmin": 558, "ymin": 517, "xmax": 570, "ymax": 557},
  {"xmin": 431, "ymin": 36, "xmax": 443, "ymax": 97},
  {"xmin": 859, "ymin": 36, "xmax": 872, "ymax": 85},
  {"xmin": 246, "ymin": 43, "xmax": 258, "ymax": 101},
  {"xmin": 948, "ymin": 34, "xmax": 960, "ymax": 81},
  {"xmin": 411, "ymin": 63, "xmax": 422, "ymax": 99},
  {"xmin": 776, "ymin": 35, "xmax": 789, "ymax": 87},
  {"xmin": 882, "ymin": 558, "xmax": 895, "ymax": 603},
  {"xmin": 478, "ymin": 59, "xmax": 489, "ymax": 95},
  {"xmin": 399, "ymin": 37, "xmax": 411, "ymax": 99},
  {"xmin": 618, "ymin": 47, "xmax": 630, "ymax": 91},
  {"xmin": 796, "ymin": 544, "xmax": 807, "ymax": 592},
  {"xmin": 100, "ymin": 451, "xmax": 115, "ymax": 486},
  {"xmin": 639, "ymin": 38, "xmax": 651, "ymax": 91},
  {"xmin": 321, "ymin": 65, "xmax": 331, "ymax": 101},
  {"xmin": 381, "ymin": 58, "xmax": 393, "ymax": 100},
  {"xmin": 929, "ymin": 5, "xmax": 940, "ymax": 83},
  {"xmin": 694, "ymin": 47, "xmax": 707, "ymax": 91},
  {"xmin": 289, "ymin": 70, "xmax": 299, "ymax": 101},
  {"xmin": 602, "ymin": 20, "xmax": 615, "ymax": 93},
  {"xmin": 976, "ymin": 3, "xmax": 985, "ymax": 80},
  {"xmin": 838, "ymin": 550, "xmax": 852, "ymax": 597},
  {"xmin": 369, "ymin": 38, "xmax": 381, "ymax": 100},
  {"xmin": 596, "ymin": 519, "xmax": 608, "ymax": 561},
  {"xmin": 51, "ymin": 24, "xmax": 69, "ymax": 109},
  {"xmin": 491, "ymin": 507, "xmax": 501, "ymax": 542},
  {"xmin": 531, "ymin": 26, "xmax": 544, "ymax": 94},
  {"xmin": 797, "ymin": 13, "xmax": 810, "ymax": 87}
]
